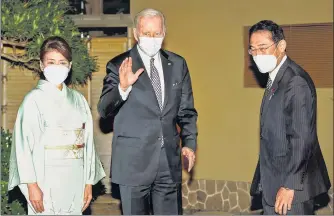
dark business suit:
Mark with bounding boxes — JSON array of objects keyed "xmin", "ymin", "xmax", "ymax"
[
  {"xmin": 98, "ymin": 46, "xmax": 198, "ymax": 214},
  {"xmin": 250, "ymin": 57, "xmax": 331, "ymax": 215}
]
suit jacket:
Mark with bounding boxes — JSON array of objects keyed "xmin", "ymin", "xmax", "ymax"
[
  {"xmin": 97, "ymin": 46, "xmax": 198, "ymax": 186},
  {"xmin": 250, "ymin": 57, "xmax": 331, "ymax": 206}
]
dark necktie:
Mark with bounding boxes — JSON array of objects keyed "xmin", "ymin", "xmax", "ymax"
[
  {"xmin": 150, "ymin": 58, "xmax": 164, "ymax": 147},
  {"xmin": 150, "ymin": 58, "xmax": 163, "ymax": 110},
  {"xmin": 265, "ymin": 77, "xmax": 272, "ymax": 96}
]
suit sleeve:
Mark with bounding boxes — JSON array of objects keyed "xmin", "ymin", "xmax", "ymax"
[
  {"xmin": 283, "ymin": 76, "xmax": 313, "ymax": 191},
  {"xmin": 250, "ymin": 159, "xmax": 261, "ymax": 196},
  {"xmin": 97, "ymin": 61, "xmax": 125, "ymax": 119},
  {"xmin": 177, "ymin": 59, "xmax": 198, "ymax": 152}
]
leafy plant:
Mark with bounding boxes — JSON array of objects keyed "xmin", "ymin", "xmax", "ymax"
[
  {"xmin": 1, "ymin": 0, "xmax": 97, "ymax": 85},
  {"xmin": 1, "ymin": 129, "xmax": 26, "ymax": 215}
]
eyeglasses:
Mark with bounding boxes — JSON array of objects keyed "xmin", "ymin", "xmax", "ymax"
[{"xmin": 248, "ymin": 42, "xmax": 278, "ymax": 56}]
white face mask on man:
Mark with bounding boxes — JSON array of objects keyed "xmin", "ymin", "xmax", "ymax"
[
  {"xmin": 138, "ymin": 36, "xmax": 164, "ymax": 57},
  {"xmin": 43, "ymin": 65, "xmax": 70, "ymax": 85},
  {"xmin": 252, "ymin": 45, "xmax": 281, "ymax": 73}
]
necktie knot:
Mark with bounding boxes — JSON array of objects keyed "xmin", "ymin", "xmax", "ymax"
[{"xmin": 150, "ymin": 58, "xmax": 155, "ymax": 64}]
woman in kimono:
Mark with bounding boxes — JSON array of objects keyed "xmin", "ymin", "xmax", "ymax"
[{"xmin": 8, "ymin": 36, "xmax": 106, "ymax": 215}]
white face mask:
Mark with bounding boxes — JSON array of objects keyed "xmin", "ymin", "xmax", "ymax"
[
  {"xmin": 138, "ymin": 36, "xmax": 164, "ymax": 57},
  {"xmin": 252, "ymin": 54, "xmax": 278, "ymax": 73},
  {"xmin": 43, "ymin": 65, "xmax": 70, "ymax": 85}
]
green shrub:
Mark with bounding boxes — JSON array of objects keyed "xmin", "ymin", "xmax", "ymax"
[{"xmin": 1, "ymin": 129, "xmax": 26, "ymax": 215}]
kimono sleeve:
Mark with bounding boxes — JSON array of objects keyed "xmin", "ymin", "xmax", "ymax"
[
  {"xmin": 8, "ymin": 95, "xmax": 41, "ymax": 190},
  {"xmin": 82, "ymin": 95, "xmax": 106, "ymax": 185}
]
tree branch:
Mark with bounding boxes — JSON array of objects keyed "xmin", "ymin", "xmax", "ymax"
[
  {"xmin": 25, "ymin": 62, "xmax": 41, "ymax": 72},
  {"xmin": 1, "ymin": 52, "xmax": 39, "ymax": 63},
  {"xmin": 0, "ymin": 39, "xmax": 28, "ymax": 47}
]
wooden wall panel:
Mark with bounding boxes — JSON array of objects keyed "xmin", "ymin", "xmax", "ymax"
[{"xmin": 89, "ymin": 37, "xmax": 128, "ymax": 193}]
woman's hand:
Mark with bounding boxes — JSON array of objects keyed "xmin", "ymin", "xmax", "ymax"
[
  {"xmin": 82, "ymin": 184, "xmax": 93, "ymax": 212},
  {"xmin": 28, "ymin": 183, "xmax": 44, "ymax": 213}
]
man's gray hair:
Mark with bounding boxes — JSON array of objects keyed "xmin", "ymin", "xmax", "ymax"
[{"xmin": 134, "ymin": 8, "xmax": 166, "ymax": 31}]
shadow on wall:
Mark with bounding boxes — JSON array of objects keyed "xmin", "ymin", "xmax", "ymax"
[{"xmin": 314, "ymin": 192, "xmax": 331, "ymax": 211}]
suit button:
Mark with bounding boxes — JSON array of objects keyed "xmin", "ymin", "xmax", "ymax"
[{"xmin": 260, "ymin": 135, "xmax": 263, "ymax": 139}]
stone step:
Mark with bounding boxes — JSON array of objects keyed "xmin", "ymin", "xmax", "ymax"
[
  {"xmin": 90, "ymin": 199, "xmax": 262, "ymax": 215},
  {"xmin": 90, "ymin": 194, "xmax": 122, "ymax": 215},
  {"xmin": 185, "ymin": 209, "xmax": 262, "ymax": 215},
  {"xmin": 91, "ymin": 202, "xmax": 121, "ymax": 215},
  {"xmin": 93, "ymin": 194, "xmax": 120, "ymax": 204},
  {"xmin": 90, "ymin": 195, "xmax": 332, "ymax": 215}
]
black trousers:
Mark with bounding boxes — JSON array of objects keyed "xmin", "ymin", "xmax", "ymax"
[
  {"xmin": 119, "ymin": 147, "xmax": 181, "ymax": 215},
  {"xmin": 262, "ymin": 197, "xmax": 315, "ymax": 215}
]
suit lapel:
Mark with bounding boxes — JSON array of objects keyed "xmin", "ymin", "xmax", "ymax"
[
  {"xmin": 160, "ymin": 50, "xmax": 173, "ymax": 111},
  {"xmin": 260, "ymin": 90, "xmax": 267, "ymax": 116},
  {"xmin": 130, "ymin": 46, "xmax": 161, "ymax": 113},
  {"xmin": 261, "ymin": 57, "xmax": 291, "ymax": 121}
]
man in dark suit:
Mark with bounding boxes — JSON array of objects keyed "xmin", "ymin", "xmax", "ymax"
[
  {"xmin": 249, "ymin": 20, "xmax": 331, "ymax": 215},
  {"xmin": 97, "ymin": 8, "xmax": 198, "ymax": 215}
]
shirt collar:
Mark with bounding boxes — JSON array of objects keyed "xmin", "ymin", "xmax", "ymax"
[{"xmin": 269, "ymin": 55, "xmax": 287, "ymax": 82}]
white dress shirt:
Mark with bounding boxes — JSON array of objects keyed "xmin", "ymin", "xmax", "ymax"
[
  {"xmin": 118, "ymin": 45, "xmax": 165, "ymax": 103},
  {"xmin": 269, "ymin": 55, "xmax": 287, "ymax": 82}
]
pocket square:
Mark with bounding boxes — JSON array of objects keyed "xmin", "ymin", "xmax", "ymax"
[{"xmin": 172, "ymin": 82, "xmax": 179, "ymax": 87}]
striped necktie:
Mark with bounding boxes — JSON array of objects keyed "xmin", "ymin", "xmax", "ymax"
[
  {"xmin": 265, "ymin": 77, "xmax": 272, "ymax": 96},
  {"xmin": 150, "ymin": 58, "xmax": 163, "ymax": 110}
]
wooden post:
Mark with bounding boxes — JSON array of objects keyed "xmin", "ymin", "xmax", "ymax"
[
  {"xmin": 127, "ymin": 27, "xmax": 133, "ymax": 50},
  {"xmin": 85, "ymin": 0, "xmax": 103, "ymax": 15},
  {"xmin": 1, "ymin": 49, "xmax": 8, "ymax": 130},
  {"xmin": 0, "ymin": 42, "xmax": 3, "ymax": 129},
  {"xmin": 87, "ymin": 37, "xmax": 92, "ymax": 107},
  {"xmin": 0, "ymin": 60, "xmax": 3, "ymax": 129},
  {"xmin": 85, "ymin": 0, "xmax": 104, "ymax": 37}
]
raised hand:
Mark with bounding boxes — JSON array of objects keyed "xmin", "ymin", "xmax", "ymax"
[{"xmin": 119, "ymin": 57, "xmax": 144, "ymax": 91}]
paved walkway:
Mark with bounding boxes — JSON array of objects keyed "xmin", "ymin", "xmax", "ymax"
[
  {"xmin": 90, "ymin": 194, "xmax": 332, "ymax": 215},
  {"xmin": 89, "ymin": 195, "xmax": 262, "ymax": 215}
]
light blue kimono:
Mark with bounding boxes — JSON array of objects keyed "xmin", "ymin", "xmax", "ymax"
[{"xmin": 8, "ymin": 80, "xmax": 106, "ymax": 215}]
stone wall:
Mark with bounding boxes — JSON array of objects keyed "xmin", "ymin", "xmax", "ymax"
[{"xmin": 181, "ymin": 179, "xmax": 333, "ymax": 214}]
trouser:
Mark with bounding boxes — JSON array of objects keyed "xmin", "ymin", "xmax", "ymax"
[{"xmin": 119, "ymin": 147, "xmax": 181, "ymax": 215}]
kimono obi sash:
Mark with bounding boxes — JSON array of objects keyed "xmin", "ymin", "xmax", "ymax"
[{"xmin": 43, "ymin": 124, "xmax": 85, "ymax": 163}]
